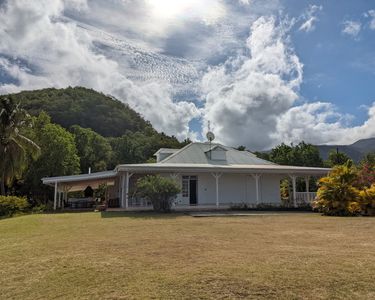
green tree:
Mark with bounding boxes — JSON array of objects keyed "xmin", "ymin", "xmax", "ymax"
[
  {"xmin": 70, "ymin": 125, "xmax": 112, "ymax": 173},
  {"xmin": 269, "ymin": 142, "xmax": 323, "ymax": 167},
  {"xmin": 136, "ymin": 175, "xmax": 181, "ymax": 212},
  {"xmin": 325, "ymin": 149, "xmax": 351, "ymax": 167},
  {"xmin": 23, "ymin": 112, "xmax": 80, "ymax": 201},
  {"xmin": 0, "ymin": 98, "xmax": 40, "ymax": 195}
]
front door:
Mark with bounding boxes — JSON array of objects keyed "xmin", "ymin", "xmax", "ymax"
[{"xmin": 189, "ymin": 178, "xmax": 197, "ymax": 205}]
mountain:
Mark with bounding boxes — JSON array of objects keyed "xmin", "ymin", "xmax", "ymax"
[
  {"xmin": 4, "ymin": 86, "xmax": 155, "ymax": 137},
  {"xmin": 317, "ymin": 138, "xmax": 375, "ymax": 162}
]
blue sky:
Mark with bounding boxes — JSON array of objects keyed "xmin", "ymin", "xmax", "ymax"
[
  {"xmin": 1, "ymin": 0, "xmax": 375, "ymax": 149},
  {"xmin": 287, "ymin": 0, "xmax": 375, "ymax": 125}
]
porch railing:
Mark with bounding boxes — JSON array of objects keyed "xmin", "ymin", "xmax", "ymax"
[
  {"xmin": 295, "ymin": 192, "xmax": 317, "ymax": 205},
  {"xmin": 129, "ymin": 197, "xmax": 152, "ymax": 207}
]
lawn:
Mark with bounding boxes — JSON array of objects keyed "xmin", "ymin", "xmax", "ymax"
[{"xmin": 1, "ymin": 212, "xmax": 375, "ymax": 299}]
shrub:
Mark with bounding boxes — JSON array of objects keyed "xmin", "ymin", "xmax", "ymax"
[
  {"xmin": 313, "ymin": 161, "xmax": 361, "ymax": 216},
  {"xmin": 136, "ymin": 175, "xmax": 180, "ymax": 212},
  {"xmin": 0, "ymin": 196, "xmax": 29, "ymax": 217},
  {"xmin": 359, "ymin": 184, "xmax": 375, "ymax": 216}
]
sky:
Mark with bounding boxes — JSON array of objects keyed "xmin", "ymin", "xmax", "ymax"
[{"xmin": 1, "ymin": 0, "xmax": 375, "ymax": 150}]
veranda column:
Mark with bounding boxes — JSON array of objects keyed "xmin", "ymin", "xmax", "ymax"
[
  {"xmin": 251, "ymin": 174, "xmax": 262, "ymax": 205},
  {"xmin": 120, "ymin": 174, "xmax": 125, "ymax": 208},
  {"xmin": 211, "ymin": 173, "xmax": 222, "ymax": 208},
  {"xmin": 305, "ymin": 176, "xmax": 310, "ymax": 202},
  {"xmin": 125, "ymin": 172, "xmax": 134, "ymax": 209},
  {"xmin": 289, "ymin": 175, "xmax": 297, "ymax": 208},
  {"xmin": 53, "ymin": 181, "xmax": 58, "ymax": 210}
]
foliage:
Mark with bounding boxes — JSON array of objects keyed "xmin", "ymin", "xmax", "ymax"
[
  {"xmin": 267, "ymin": 142, "xmax": 323, "ymax": 167},
  {"xmin": 70, "ymin": 125, "xmax": 112, "ymax": 173},
  {"xmin": 0, "ymin": 97, "xmax": 40, "ymax": 195},
  {"xmin": 313, "ymin": 161, "xmax": 361, "ymax": 216},
  {"xmin": 0, "ymin": 195, "xmax": 29, "ymax": 217},
  {"xmin": 6, "ymin": 86, "xmax": 153, "ymax": 137},
  {"xmin": 325, "ymin": 149, "xmax": 351, "ymax": 167},
  {"xmin": 108, "ymin": 132, "xmax": 184, "ymax": 166},
  {"xmin": 280, "ymin": 179, "xmax": 290, "ymax": 204},
  {"xmin": 22, "ymin": 112, "xmax": 80, "ymax": 201},
  {"xmin": 136, "ymin": 175, "xmax": 180, "ymax": 212},
  {"xmin": 358, "ymin": 185, "xmax": 375, "ymax": 216},
  {"xmin": 356, "ymin": 152, "xmax": 375, "ymax": 188}
]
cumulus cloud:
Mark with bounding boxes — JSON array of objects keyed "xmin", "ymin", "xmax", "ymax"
[
  {"xmin": 276, "ymin": 102, "xmax": 375, "ymax": 145},
  {"xmin": 0, "ymin": 0, "xmax": 199, "ymax": 139},
  {"xmin": 201, "ymin": 15, "xmax": 375, "ymax": 150},
  {"xmin": 202, "ymin": 16, "xmax": 303, "ymax": 150},
  {"xmin": 299, "ymin": 4, "xmax": 323, "ymax": 33},
  {"xmin": 342, "ymin": 20, "xmax": 361, "ymax": 38}
]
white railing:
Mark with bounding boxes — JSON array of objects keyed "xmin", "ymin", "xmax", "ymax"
[
  {"xmin": 129, "ymin": 197, "xmax": 152, "ymax": 207},
  {"xmin": 295, "ymin": 192, "xmax": 317, "ymax": 205}
]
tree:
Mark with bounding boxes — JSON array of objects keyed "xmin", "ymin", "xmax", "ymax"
[
  {"xmin": 268, "ymin": 142, "xmax": 323, "ymax": 167},
  {"xmin": 136, "ymin": 175, "xmax": 180, "ymax": 212},
  {"xmin": 356, "ymin": 152, "xmax": 375, "ymax": 188},
  {"xmin": 23, "ymin": 112, "xmax": 80, "ymax": 201},
  {"xmin": 236, "ymin": 145, "xmax": 246, "ymax": 151},
  {"xmin": 0, "ymin": 97, "xmax": 40, "ymax": 195},
  {"xmin": 325, "ymin": 149, "xmax": 351, "ymax": 167},
  {"xmin": 70, "ymin": 125, "xmax": 112, "ymax": 173},
  {"xmin": 313, "ymin": 161, "xmax": 360, "ymax": 216}
]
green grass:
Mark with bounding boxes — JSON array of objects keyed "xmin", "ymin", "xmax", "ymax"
[{"xmin": 1, "ymin": 212, "xmax": 375, "ymax": 299}]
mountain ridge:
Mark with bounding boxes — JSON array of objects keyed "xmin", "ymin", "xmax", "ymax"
[{"xmin": 316, "ymin": 138, "xmax": 375, "ymax": 162}]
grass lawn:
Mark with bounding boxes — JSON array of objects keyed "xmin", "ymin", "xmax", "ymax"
[{"xmin": 1, "ymin": 212, "xmax": 375, "ymax": 299}]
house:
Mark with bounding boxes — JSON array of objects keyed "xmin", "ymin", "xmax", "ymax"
[{"xmin": 42, "ymin": 142, "xmax": 330, "ymax": 210}]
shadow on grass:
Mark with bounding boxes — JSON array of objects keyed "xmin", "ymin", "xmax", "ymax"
[{"xmin": 100, "ymin": 211, "xmax": 186, "ymax": 219}]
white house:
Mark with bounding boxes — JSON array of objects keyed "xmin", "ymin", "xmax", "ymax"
[{"xmin": 42, "ymin": 142, "xmax": 330, "ymax": 210}]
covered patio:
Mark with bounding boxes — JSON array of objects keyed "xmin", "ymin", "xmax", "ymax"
[{"xmin": 42, "ymin": 171, "xmax": 117, "ymax": 210}]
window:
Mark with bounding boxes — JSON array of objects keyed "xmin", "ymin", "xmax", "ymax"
[{"xmin": 182, "ymin": 176, "xmax": 189, "ymax": 197}]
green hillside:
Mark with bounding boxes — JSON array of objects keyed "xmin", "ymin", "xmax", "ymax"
[{"xmin": 5, "ymin": 86, "xmax": 153, "ymax": 137}]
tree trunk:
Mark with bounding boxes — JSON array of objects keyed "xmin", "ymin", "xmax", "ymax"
[{"xmin": 0, "ymin": 177, "xmax": 5, "ymax": 196}]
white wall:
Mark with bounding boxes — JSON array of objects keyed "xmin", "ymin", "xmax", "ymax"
[{"xmin": 173, "ymin": 172, "xmax": 282, "ymax": 206}]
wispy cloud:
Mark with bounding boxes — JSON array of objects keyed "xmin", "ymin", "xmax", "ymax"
[
  {"xmin": 342, "ymin": 20, "xmax": 361, "ymax": 38},
  {"xmin": 299, "ymin": 4, "xmax": 323, "ymax": 33},
  {"xmin": 364, "ymin": 9, "xmax": 375, "ymax": 30}
]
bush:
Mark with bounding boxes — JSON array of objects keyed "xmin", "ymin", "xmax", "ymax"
[
  {"xmin": 313, "ymin": 161, "xmax": 361, "ymax": 216},
  {"xmin": 0, "ymin": 196, "xmax": 29, "ymax": 217},
  {"xmin": 136, "ymin": 175, "xmax": 180, "ymax": 212},
  {"xmin": 359, "ymin": 184, "xmax": 375, "ymax": 216}
]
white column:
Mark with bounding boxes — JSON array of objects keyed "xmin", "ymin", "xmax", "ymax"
[
  {"xmin": 289, "ymin": 175, "xmax": 297, "ymax": 208},
  {"xmin": 305, "ymin": 176, "xmax": 310, "ymax": 202},
  {"xmin": 53, "ymin": 181, "xmax": 58, "ymax": 211},
  {"xmin": 211, "ymin": 173, "xmax": 222, "ymax": 208},
  {"xmin": 120, "ymin": 174, "xmax": 125, "ymax": 208},
  {"xmin": 125, "ymin": 172, "xmax": 134, "ymax": 209},
  {"xmin": 251, "ymin": 174, "xmax": 262, "ymax": 205}
]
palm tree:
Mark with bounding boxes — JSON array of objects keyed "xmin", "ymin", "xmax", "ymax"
[{"xmin": 0, "ymin": 97, "xmax": 40, "ymax": 195}]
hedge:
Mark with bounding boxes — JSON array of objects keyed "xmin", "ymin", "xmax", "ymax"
[{"xmin": 0, "ymin": 196, "xmax": 29, "ymax": 217}]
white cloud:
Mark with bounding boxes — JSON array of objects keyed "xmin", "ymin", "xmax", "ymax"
[
  {"xmin": 299, "ymin": 4, "xmax": 323, "ymax": 33},
  {"xmin": 201, "ymin": 15, "xmax": 375, "ymax": 150},
  {"xmin": 364, "ymin": 9, "xmax": 375, "ymax": 30},
  {"xmin": 342, "ymin": 20, "xmax": 361, "ymax": 37},
  {"xmin": 0, "ymin": 0, "xmax": 200, "ymax": 139},
  {"xmin": 276, "ymin": 102, "xmax": 375, "ymax": 145},
  {"xmin": 202, "ymin": 16, "xmax": 303, "ymax": 150}
]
